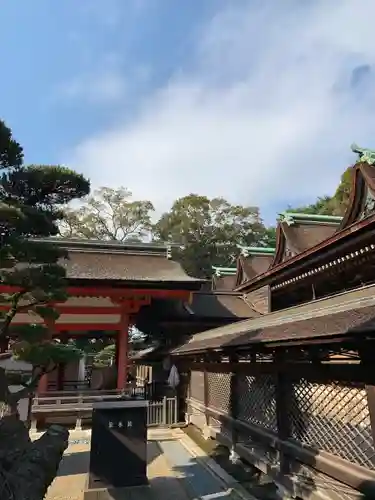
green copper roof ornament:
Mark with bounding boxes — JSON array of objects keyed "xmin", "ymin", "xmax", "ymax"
[
  {"xmin": 212, "ymin": 266, "xmax": 236, "ymax": 277},
  {"xmin": 278, "ymin": 212, "xmax": 342, "ymax": 226},
  {"xmin": 237, "ymin": 245, "xmax": 275, "ymax": 257},
  {"xmin": 351, "ymin": 143, "xmax": 375, "ymax": 166}
]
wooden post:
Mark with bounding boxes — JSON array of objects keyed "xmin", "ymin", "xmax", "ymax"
[
  {"xmin": 37, "ymin": 319, "xmax": 55, "ymax": 395},
  {"xmin": 57, "ymin": 332, "xmax": 68, "ymax": 391},
  {"xmin": 275, "ymin": 352, "xmax": 292, "ymax": 475},
  {"xmin": 360, "ymin": 346, "xmax": 375, "ymax": 451},
  {"xmin": 203, "ymin": 364, "xmax": 209, "ymax": 424},
  {"xmin": 229, "ymin": 354, "xmax": 239, "ymax": 447},
  {"xmin": 116, "ymin": 311, "xmax": 129, "ymax": 390},
  {"xmin": 37, "ymin": 371, "xmax": 48, "ymax": 395}
]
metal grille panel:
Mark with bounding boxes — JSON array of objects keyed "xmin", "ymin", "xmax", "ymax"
[
  {"xmin": 290, "ymin": 380, "xmax": 375, "ymax": 469},
  {"xmin": 207, "ymin": 372, "xmax": 231, "ymax": 413},
  {"xmin": 190, "ymin": 370, "xmax": 205, "ymax": 403},
  {"xmin": 237, "ymin": 374, "xmax": 277, "ymax": 432}
]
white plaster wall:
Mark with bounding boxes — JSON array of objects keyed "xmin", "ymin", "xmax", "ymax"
[
  {"xmin": 0, "ymin": 358, "xmax": 32, "ymax": 372},
  {"xmin": 9, "ymin": 385, "xmax": 29, "ymax": 422}
]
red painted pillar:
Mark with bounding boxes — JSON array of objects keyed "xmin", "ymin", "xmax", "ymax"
[
  {"xmin": 37, "ymin": 371, "xmax": 48, "ymax": 395},
  {"xmin": 116, "ymin": 312, "xmax": 129, "ymax": 390},
  {"xmin": 37, "ymin": 319, "xmax": 55, "ymax": 395}
]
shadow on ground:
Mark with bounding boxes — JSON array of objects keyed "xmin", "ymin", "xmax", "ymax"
[
  {"xmin": 56, "ymin": 440, "xmax": 163, "ymax": 478},
  {"xmin": 183, "ymin": 425, "xmax": 279, "ymax": 500},
  {"xmin": 57, "ymin": 450, "xmax": 90, "ymax": 477}
]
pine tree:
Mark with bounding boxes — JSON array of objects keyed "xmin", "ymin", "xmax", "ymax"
[{"xmin": 0, "ymin": 119, "xmax": 90, "ymax": 499}]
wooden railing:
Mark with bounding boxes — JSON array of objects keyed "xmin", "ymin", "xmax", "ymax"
[{"xmin": 30, "ymin": 387, "xmax": 179, "ymax": 431}]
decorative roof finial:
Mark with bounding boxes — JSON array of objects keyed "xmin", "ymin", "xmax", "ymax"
[{"xmin": 351, "ymin": 143, "xmax": 375, "ymax": 165}]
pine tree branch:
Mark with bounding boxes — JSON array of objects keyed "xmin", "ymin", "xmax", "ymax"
[
  {"xmin": 10, "ymin": 363, "xmax": 57, "ymax": 403},
  {"xmin": 0, "ymin": 291, "xmax": 26, "ymax": 339}
]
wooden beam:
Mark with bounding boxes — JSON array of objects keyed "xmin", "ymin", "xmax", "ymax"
[
  {"xmin": 0, "ymin": 285, "xmax": 192, "ymax": 300},
  {"xmin": 0, "ymin": 305, "xmax": 122, "ymax": 315},
  {"xmin": 187, "ymin": 361, "xmax": 373, "ymax": 382},
  {"xmin": 52, "ymin": 323, "xmax": 121, "ymax": 332}
]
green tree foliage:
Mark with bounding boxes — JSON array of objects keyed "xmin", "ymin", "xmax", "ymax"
[
  {"xmin": 72, "ymin": 336, "xmax": 113, "ymax": 356},
  {"xmin": 93, "ymin": 343, "xmax": 116, "ymax": 367},
  {"xmin": 0, "ymin": 121, "xmax": 90, "ymax": 404},
  {"xmin": 286, "ymin": 167, "xmax": 354, "ymax": 216},
  {"xmin": 0, "ymin": 119, "xmax": 90, "ymax": 498},
  {"xmin": 154, "ymin": 194, "xmax": 274, "ymax": 278},
  {"xmin": 60, "ymin": 186, "xmax": 155, "ymax": 241}
]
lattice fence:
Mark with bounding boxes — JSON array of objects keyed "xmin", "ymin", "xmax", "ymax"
[
  {"xmin": 237, "ymin": 374, "xmax": 278, "ymax": 432},
  {"xmin": 289, "ymin": 380, "xmax": 375, "ymax": 470},
  {"xmin": 189, "ymin": 370, "xmax": 205, "ymax": 403},
  {"xmin": 186, "ymin": 366, "xmax": 375, "ymax": 500},
  {"xmin": 207, "ymin": 372, "xmax": 231, "ymax": 413}
]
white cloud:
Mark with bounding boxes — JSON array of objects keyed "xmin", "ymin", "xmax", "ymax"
[{"xmin": 67, "ymin": 0, "xmax": 375, "ymax": 222}]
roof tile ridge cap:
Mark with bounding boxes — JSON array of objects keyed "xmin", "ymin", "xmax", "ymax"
[
  {"xmin": 294, "ymin": 220, "xmax": 342, "ymax": 228},
  {"xmin": 67, "ymin": 247, "xmax": 166, "ymax": 256},
  {"xmin": 279, "ymin": 212, "xmax": 343, "ymax": 224}
]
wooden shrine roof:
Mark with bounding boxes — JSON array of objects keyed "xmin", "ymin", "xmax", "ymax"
[
  {"xmin": 189, "ymin": 292, "xmax": 260, "ymax": 319},
  {"xmin": 136, "ymin": 291, "xmax": 259, "ymax": 323},
  {"xmin": 235, "ymin": 159, "xmax": 375, "ymax": 293},
  {"xmin": 272, "ymin": 213, "xmax": 340, "ymax": 265},
  {"xmin": 235, "ymin": 248, "xmax": 275, "ymax": 287},
  {"xmin": 30, "ymin": 238, "xmax": 203, "ymax": 286},
  {"xmin": 212, "ymin": 274, "xmax": 237, "ymax": 291},
  {"xmin": 171, "ymin": 284, "xmax": 375, "ymax": 354}
]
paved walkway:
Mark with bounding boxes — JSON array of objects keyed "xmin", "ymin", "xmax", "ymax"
[{"xmin": 44, "ymin": 430, "xmax": 245, "ymax": 500}]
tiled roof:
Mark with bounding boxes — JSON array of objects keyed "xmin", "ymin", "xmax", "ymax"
[
  {"xmin": 172, "ymin": 285, "xmax": 375, "ymax": 354},
  {"xmin": 137, "ymin": 292, "xmax": 259, "ymax": 321},
  {"xmin": 188, "ymin": 292, "xmax": 260, "ymax": 319},
  {"xmin": 281, "ymin": 221, "xmax": 338, "ymax": 255},
  {"xmin": 212, "ymin": 274, "xmax": 237, "ymax": 291},
  {"xmin": 240, "ymin": 254, "xmax": 274, "ymax": 281},
  {"xmin": 61, "ymin": 251, "xmax": 199, "ymax": 282},
  {"xmin": 29, "ymin": 238, "xmax": 202, "ymax": 283}
]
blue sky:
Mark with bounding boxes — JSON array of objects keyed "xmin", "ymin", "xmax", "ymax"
[{"xmin": 1, "ymin": 0, "xmax": 375, "ymax": 224}]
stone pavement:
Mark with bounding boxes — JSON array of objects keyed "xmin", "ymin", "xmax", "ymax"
[
  {"xmin": 43, "ymin": 429, "xmax": 247, "ymax": 500},
  {"xmin": 45, "ymin": 431, "xmax": 190, "ymax": 500}
]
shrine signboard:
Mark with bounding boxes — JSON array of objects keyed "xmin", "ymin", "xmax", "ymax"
[{"xmin": 85, "ymin": 399, "xmax": 148, "ymax": 496}]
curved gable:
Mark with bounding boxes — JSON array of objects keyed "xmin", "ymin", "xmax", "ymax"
[
  {"xmin": 270, "ymin": 213, "xmax": 340, "ymax": 268},
  {"xmin": 236, "ymin": 247, "xmax": 275, "ymax": 286},
  {"xmin": 339, "ymin": 162, "xmax": 375, "ymax": 229}
]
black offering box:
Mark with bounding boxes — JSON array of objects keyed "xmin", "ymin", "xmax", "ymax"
[{"xmin": 84, "ymin": 398, "xmax": 148, "ymax": 499}]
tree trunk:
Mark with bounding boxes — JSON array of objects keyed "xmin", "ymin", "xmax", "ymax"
[
  {"xmin": 0, "ymin": 370, "xmax": 69, "ymax": 500},
  {"xmin": 0, "ymin": 416, "xmax": 69, "ymax": 500}
]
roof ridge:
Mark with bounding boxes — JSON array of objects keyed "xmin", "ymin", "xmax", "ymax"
[
  {"xmin": 278, "ymin": 212, "xmax": 343, "ymax": 226},
  {"xmin": 66, "ymin": 248, "xmax": 167, "ymax": 258},
  {"xmin": 237, "ymin": 245, "xmax": 275, "ymax": 257},
  {"xmin": 28, "ymin": 237, "xmax": 183, "ymax": 256},
  {"xmin": 212, "ymin": 266, "xmax": 237, "ymax": 276}
]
